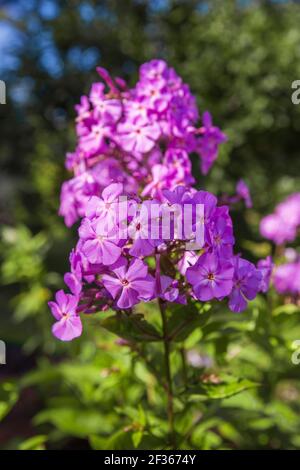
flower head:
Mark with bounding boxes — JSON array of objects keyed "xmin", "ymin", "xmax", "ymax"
[
  {"xmin": 197, "ymin": 111, "xmax": 227, "ymax": 175},
  {"xmin": 102, "ymin": 258, "xmax": 155, "ymax": 309},
  {"xmin": 187, "ymin": 252, "xmax": 234, "ymax": 301},
  {"xmin": 228, "ymin": 257, "xmax": 262, "ymax": 313},
  {"xmin": 48, "ymin": 290, "xmax": 82, "ymax": 341},
  {"xmin": 273, "ymin": 261, "xmax": 300, "ymax": 296},
  {"xmin": 257, "ymin": 256, "xmax": 274, "ymax": 293},
  {"xmin": 260, "ymin": 193, "xmax": 300, "ymax": 245},
  {"xmin": 79, "ymin": 217, "xmax": 122, "ymax": 265}
]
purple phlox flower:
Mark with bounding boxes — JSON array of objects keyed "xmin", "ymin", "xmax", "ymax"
[
  {"xmin": 139, "ymin": 59, "xmax": 168, "ymax": 83},
  {"xmin": 85, "ymin": 183, "xmax": 126, "ymax": 227},
  {"xmin": 197, "ymin": 111, "xmax": 227, "ymax": 175},
  {"xmin": 102, "ymin": 257, "xmax": 155, "ymax": 309},
  {"xmin": 89, "ymin": 82, "xmax": 105, "ymax": 105},
  {"xmin": 260, "ymin": 193, "xmax": 300, "ymax": 245},
  {"xmin": 260, "ymin": 213, "xmax": 296, "ymax": 245},
  {"xmin": 48, "ymin": 290, "xmax": 82, "ymax": 341},
  {"xmin": 257, "ymin": 256, "xmax": 274, "ymax": 293},
  {"xmin": 156, "ymin": 275, "xmax": 186, "ymax": 304},
  {"xmin": 118, "ymin": 116, "xmax": 161, "ymax": 154},
  {"xmin": 65, "ymin": 150, "xmax": 83, "ymax": 172},
  {"xmin": 276, "ymin": 193, "xmax": 300, "ymax": 228},
  {"xmin": 164, "ymin": 148, "xmax": 194, "ymax": 186},
  {"xmin": 178, "ymin": 251, "xmax": 199, "ymax": 276},
  {"xmin": 212, "ymin": 206, "xmax": 233, "ymax": 228},
  {"xmin": 79, "ymin": 217, "xmax": 122, "ymax": 265},
  {"xmin": 236, "ymin": 180, "xmax": 252, "ymax": 209},
  {"xmin": 163, "ymin": 185, "xmax": 192, "ymax": 206},
  {"xmin": 59, "ymin": 179, "xmax": 80, "ymax": 227},
  {"xmin": 209, "ymin": 216, "xmax": 235, "ymax": 259},
  {"xmin": 273, "ymin": 261, "xmax": 300, "ymax": 296},
  {"xmin": 115, "ymin": 76, "xmax": 127, "ymax": 90},
  {"xmin": 89, "ymin": 83, "xmax": 122, "ymax": 123},
  {"xmin": 59, "ymin": 172, "xmax": 98, "ymax": 227},
  {"xmin": 75, "ymin": 95, "xmax": 90, "ymax": 116},
  {"xmin": 190, "ymin": 190, "xmax": 218, "ymax": 219},
  {"xmin": 188, "ymin": 190, "xmax": 218, "ymax": 245},
  {"xmin": 79, "ymin": 120, "xmax": 111, "ymax": 157},
  {"xmin": 284, "ymin": 248, "xmax": 299, "ymax": 263},
  {"xmin": 136, "ymin": 79, "xmax": 170, "ymax": 113},
  {"xmin": 91, "ymin": 158, "xmax": 138, "ymax": 195},
  {"xmin": 186, "ymin": 252, "xmax": 234, "ymax": 301},
  {"xmin": 96, "ymin": 66, "xmax": 119, "ymax": 94},
  {"xmin": 228, "ymin": 257, "xmax": 262, "ymax": 313},
  {"xmin": 64, "ymin": 250, "xmax": 83, "ymax": 296},
  {"xmin": 160, "ymin": 195, "xmax": 200, "ymax": 243},
  {"xmin": 128, "ymin": 201, "xmax": 160, "ymax": 257},
  {"xmin": 74, "ymin": 240, "xmax": 107, "ymax": 282},
  {"xmin": 162, "ymin": 186, "xmax": 198, "ymax": 240},
  {"xmin": 75, "ymin": 96, "xmax": 92, "ymax": 135},
  {"xmin": 93, "ymin": 98, "xmax": 122, "ymax": 124},
  {"xmin": 124, "ymin": 99, "xmax": 149, "ymax": 122},
  {"xmin": 142, "ymin": 164, "xmax": 174, "ymax": 201}
]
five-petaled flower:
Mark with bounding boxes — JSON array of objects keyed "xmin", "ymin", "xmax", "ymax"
[
  {"xmin": 228, "ymin": 257, "xmax": 262, "ymax": 313},
  {"xmin": 186, "ymin": 252, "xmax": 234, "ymax": 302},
  {"xmin": 102, "ymin": 258, "xmax": 155, "ymax": 309},
  {"xmin": 48, "ymin": 290, "xmax": 82, "ymax": 341}
]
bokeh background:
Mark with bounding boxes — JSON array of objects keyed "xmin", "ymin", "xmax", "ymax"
[{"xmin": 1, "ymin": 0, "xmax": 300, "ymax": 450}]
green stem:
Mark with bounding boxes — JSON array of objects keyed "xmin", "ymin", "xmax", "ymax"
[
  {"xmin": 180, "ymin": 347, "xmax": 188, "ymax": 390},
  {"xmin": 159, "ymin": 298, "xmax": 176, "ymax": 449}
]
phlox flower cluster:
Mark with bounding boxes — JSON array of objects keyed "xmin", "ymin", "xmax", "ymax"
[
  {"xmin": 273, "ymin": 259, "xmax": 300, "ymax": 297},
  {"xmin": 260, "ymin": 193, "xmax": 300, "ymax": 298},
  {"xmin": 59, "ymin": 60, "xmax": 227, "ymax": 227},
  {"xmin": 49, "ymin": 183, "xmax": 270, "ymax": 341},
  {"xmin": 260, "ymin": 193, "xmax": 300, "ymax": 245}
]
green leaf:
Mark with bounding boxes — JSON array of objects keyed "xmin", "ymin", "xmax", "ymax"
[
  {"xmin": 0, "ymin": 382, "xmax": 19, "ymax": 421},
  {"xmin": 90, "ymin": 430, "xmax": 162, "ymax": 450},
  {"xmin": 185, "ymin": 375, "xmax": 258, "ymax": 401},
  {"xmin": 34, "ymin": 408, "xmax": 114, "ymax": 437},
  {"xmin": 132, "ymin": 429, "xmax": 144, "ymax": 448},
  {"xmin": 166, "ymin": 302, "xmax": 210, "ymax": 342},
  {"xmin": 19, "ymin": 435, "xmax": 47, "ymax": 450},
  {"xmin": 90, "ymin": 430, "xmax": 133, "ymax": 450},
  {"xmin": 100, "ymin": 313, "xmax": 161, "ymax": 342},
  {"xmin": 273, "ymin": 304, "xmax": 300, "ymax": 316},
  {"xmin": 242, "ymin": 240, "xmax": 271, "ymax": 258}
]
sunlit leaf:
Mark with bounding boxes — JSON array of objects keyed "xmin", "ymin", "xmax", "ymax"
[
  {"xmin": 19, "ymin": 435, "xmax": 47, "ymax": 450},
  {"xmin": 185, "ymin": 376, "xmax": 258, "ymax": 401},
  {"xmin": 0, "ymin": 382, "xmax": 19, "ymax": 421},
  {"xmin": 100, "ymin": 313, "xmax": 161, "ymax": 342},
  {"xmin": 166, "ymin": 302, "xmax": 210, "ymax": 342}
]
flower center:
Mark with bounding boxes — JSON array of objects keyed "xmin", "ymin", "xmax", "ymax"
[
  {"xmin": 207, "ymin": 273, "xmax": 215, "ymax": 281},
  {"xmin": 214, "ymin": 235, "xmax": 221, "ymax": 245},
  {"xmin": 122, "ymin": 279, "xmax": 129, "ymax": 286},
  {"xmin": 136, "ymin": 223, "xmax": 141, "ymax": 231}
]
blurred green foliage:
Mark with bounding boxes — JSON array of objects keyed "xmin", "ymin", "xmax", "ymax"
[{"xmin": 1, "ymin": 0, "xmax": 300, "ymax": 450}]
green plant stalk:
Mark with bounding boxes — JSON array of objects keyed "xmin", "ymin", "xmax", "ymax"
[
  {"xmin": 180, "ymin": 347, "xmax": 188, "ymax": 390},
  {"xmin": 158, "ymin": 298, "xmax": 176, "ymax": 449}
]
